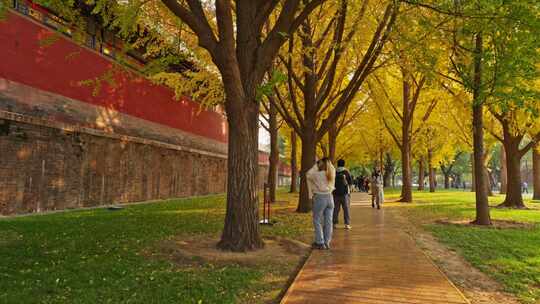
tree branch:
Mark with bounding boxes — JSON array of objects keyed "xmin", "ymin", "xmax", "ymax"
[
  {"xmin": 520, "ymin": 132, "xmax": 540, "ymax": 157},
  {"xmin": 317, "ymin": 1, "xmax": 400, "ymax": 140},
  {"xmin": 160, "ymin": 0, "xmax": 218, "ymax": 52}
]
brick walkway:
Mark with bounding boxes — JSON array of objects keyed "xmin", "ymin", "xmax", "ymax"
[{"xmin": 281, "ymin": 192, "xmax": 469, "ymax": 304}]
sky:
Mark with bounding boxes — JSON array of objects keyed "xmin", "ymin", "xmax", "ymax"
[{"xmin": 258, "ymin": 122, "xmax": 271, "ymax": 152}]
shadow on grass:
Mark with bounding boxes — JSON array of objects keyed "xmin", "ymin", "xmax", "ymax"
[{"xmin": 0, "ymin": 189, "xmax": 312, "ymax": 304}]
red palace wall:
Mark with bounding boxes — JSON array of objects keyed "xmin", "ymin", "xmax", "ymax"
[
  {"xmin": 0, "ymin": 8, "xmax": 291, "ymax": 215},
  {"xmin": 0, "ymin": 10, "xmax": 227, "ymax": 143}
]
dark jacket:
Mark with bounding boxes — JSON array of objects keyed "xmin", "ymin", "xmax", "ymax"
[{"xmin": 333, "ymin": 167, "xmax": 353, "ymax": 196}]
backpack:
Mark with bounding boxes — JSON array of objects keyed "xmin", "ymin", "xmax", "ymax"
[{"xmin": 334, "ymin": 170, "xmax": 349, "ymax": 195}]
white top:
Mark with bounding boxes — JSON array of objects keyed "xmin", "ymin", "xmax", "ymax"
[
  {"xmin": 371, "ymin": 175, "xmax": 383, "ymax": 191},
  {"xmin": 306, "ymin": 163, "xmax": 336, "ymax": 198}
]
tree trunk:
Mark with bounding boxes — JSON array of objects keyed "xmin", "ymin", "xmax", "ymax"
[
  {"xmin": 471, "ymin": 155, "xmax": 476, "ymax": 192},
  {"xmin": 383, "ymin": 172, "xmax": 391, "ymax": 188},
  {"xmin": 400, "ymin": 145, "xmax": 413, "ymax": 202},
  {"xmin": 289, "ymin": 131, "xmax": 298, "ymax": 193},
  {"xmin": 455, "ymin": 174, "xmax": 462, "ymax": 189},
  {"xmin": 498, "ymin": 136, "xmax": 526, "ymax": 208},
  {"xmin": 484, "ymin": 166, "xmax": 494, "ymax": 197},
  {"xmin": 483, "ymin": 151, "xmax": 494, "ymax": 197},
  {"xmin": 500, "ymin": 145, "xmax": 507, "ymax": 194},
  {"xmin": 399, "ymin": 77, "xmax": 413, "ymax": 203},
  {"xmin": 267, "ymin": 102, "xmax": 279, "ymax": 203},
  {"xmin": 383, "ymin": 162, "xmax": 391, "ymax": 187},
  {"xmin": 429, "ymin": 168, "xmax": 436, "ymax": 193},
  {"xmin": 296, "ymin": 19, "xmax": 319, "ymax": 213},
  {"xmin": 297, "ymin": 132, "xmax": 317, "ymax": 213},
  {"xmin": 428, "ymin": 149, "xmax": 436, "ymax": 193},
  {"xmin": 383, "ymin": 153, "xmax": 394, "ymax": 187},
  {"xmin": 533, "ymin": 145, "xmax": 540, "ymax": 200},
  {"xmin": 444, "ymin": 174, "xmax": 450, "ymax": 189},
  {"xmin": 328, "ymin": 124, "xmax": 337, "ymax": 164},
  {"xmin": 379, "ymin": 148, "xmax": 384, "ymax": 174},
  {"xmin": 471, "ymin": 32, "xmax": 491, "ymax": 225},
  {"xmin": 218, "ymin": 101, "xmax": 264, "ymax": 251},
  {"xmin": 418, "ymin": 158, "xmax": 425, "ymax": 191}
]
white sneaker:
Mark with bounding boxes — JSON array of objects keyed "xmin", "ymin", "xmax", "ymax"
[{"xmin": 345, "ymin": 225, "xmax": 352, "ymax": 230}]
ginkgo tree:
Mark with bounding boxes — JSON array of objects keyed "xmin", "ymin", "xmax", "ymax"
[
  {"xmin": 435, "ymin": 101, "xmax": 470, "ymax": 189},
  {"xmin": 413, "ymin": 107, "xmax": 464, "ymax": 193},
  {"xmin": 271, "ymin": 0, "xmax": 399, "ymax": 212},
  {"xmin": 260, "ymin": 93, "xmax": 285, "ymax": 203},
  {"xmin": 365, "ymin": 2, "xmax": 454, "ymax": 202},
  {"xmin": 403, "ymin": 0, "xmax": 540, "ymax": 224},
  {"xmin": 369, "ymin": 66, "xmax": 440, "ymax": 202},
  {"xmin": 486, "ymin": 102, "xmax": 540, "ymax": 208},
  {"xmin": 318, "ymin": 96, "xmax": 368, "ymax": 163},
  {"xmin": 154, "ymin": 0, "xmax": 335, "ymax": 251},
  {"xmin": 443, "ymin": 83, "xmax": 500, "ymax": 196},
  {"xmin": 452, "ymin": 3, "xmax": 540, "ymax": 208},
  {"xmin": 342, "ymin": 98, "xmax": 398, "ymax": 177},
  {"xmin": 70, "ymin": 0, "xmax": 329, "ymax": 251}
]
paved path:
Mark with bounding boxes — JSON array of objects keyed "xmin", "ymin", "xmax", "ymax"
[{"xmin": 281, "ymin": 192, "xmax": 469, "ymax": 304}]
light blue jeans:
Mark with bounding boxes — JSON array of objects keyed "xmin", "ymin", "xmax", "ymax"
[{"xmin": 312, "ymin": 193, "xmax": 334, "ymax": 246}]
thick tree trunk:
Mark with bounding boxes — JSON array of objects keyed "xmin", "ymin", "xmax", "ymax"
[
  {"xmin": 218, "ymin": 101, "xmax": 264, "ymax": 251},
  {"xmin": 289, "ymin": 131, "xmax": 298, "ymax": 193},
  {"xmin": 296, "ymin": 19, "xmax": 319, "ymax": 213},
  {"xmin": 428, "ymin": 149, "xmax": 436, "ymax": 193},
  {"xmin": 328, "ymin": 124, "xmax": 337, "ymax": 164},
  {"xmin": 534, "ymin": 145, "xmax": 540, "ymax": 200},
  {"xmin": 297, "ymin": 132, "xmax": 317, "ymax": 213},
  {"xmin": 400, "ymin": 145, "xmax": 413, "ymax": 202},
  {"xmin": 267, "ymin": 102, "xmax": 279, "ymax": 203},
  {"xmin": 498, "ymin": 140, "xmax": 526, "ymax": 208},
  {"xmin": 418, "ymin": 158, "xmax": 425, "ymax": 191},
  {"xmin": 500, "ymin": 145, "xmax": 507, "ymax": 194},
  {"xmin": 471, "ymin": 32, "xmax": 491, "ymax": 225}
]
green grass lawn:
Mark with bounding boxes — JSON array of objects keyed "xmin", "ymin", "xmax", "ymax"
[
  {"xmin": 0, "ymin": 189, "xmax": 311, "ymax": 304},
  {"xmin": 386, "ymin": 188, "xmax": 540, "ymax": 303}
]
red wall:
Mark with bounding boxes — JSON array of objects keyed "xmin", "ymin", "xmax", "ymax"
[
  {"xmin": 0, "ymin": 12, "xmax": 227, "ymax": 143},
  {"xmin": 258, "ymin": 151, "xmax": 292, "ymax": 176}
]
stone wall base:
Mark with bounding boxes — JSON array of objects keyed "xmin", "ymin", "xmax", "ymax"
[{"xmin": 0, "ymin": 115, "xmax": 269, "ymax": 215}]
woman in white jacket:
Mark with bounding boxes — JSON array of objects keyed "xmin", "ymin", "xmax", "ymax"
[
  {"xmin": 371, "ymin": 169, "xmax": 384, "ymax": 209},
  {"xmin": 306, "ymin": 157, "xmax": 335, "ymax": 250}
]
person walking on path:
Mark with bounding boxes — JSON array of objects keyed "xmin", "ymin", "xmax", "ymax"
[
  {"xmin": 364, "ymin": 178, "xmax": 370, "ymax": 194},
  {"xmin": 306, "ymin": 157, "xmax": 335, "ymax": 250},
  {"xmin": 358, "ymin": 176, "xmax": 365, "ymax": 192},
  {"xmin": 371, "ymin": 169, "xmax": 384, "ymax": 209},
  {"xmin": 333, "ymin": 159, "xmax": 353, "ymax": 230}
]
